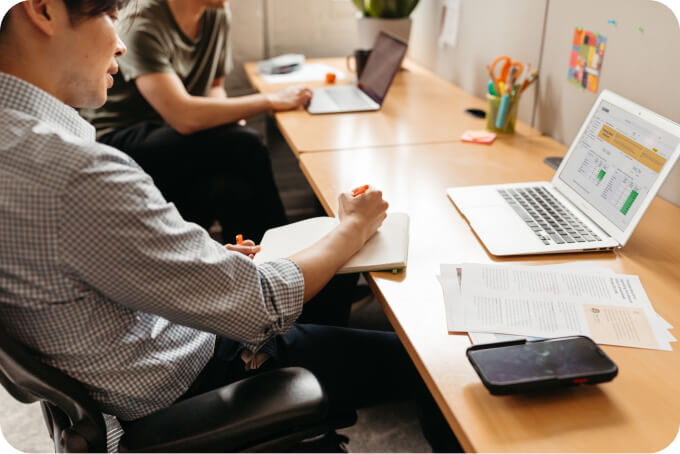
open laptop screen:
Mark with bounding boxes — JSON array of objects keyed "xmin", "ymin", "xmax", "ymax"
[
  {"xmin": 558, "ymin": 100, "xmax": 680, "ymax": 230},
  {"xmin": 358, "ymin": 32, "xmax": 408, "ymax": 104}
]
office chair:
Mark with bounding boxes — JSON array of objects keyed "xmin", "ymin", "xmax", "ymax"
[{"xmin": 0, "ymin": 329, "xmax": 337, "ymax": 453}]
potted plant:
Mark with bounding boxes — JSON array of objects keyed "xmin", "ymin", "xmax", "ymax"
[{"xmin": 352, "ymin": 0, "xmax": 420, "ymax": 49}]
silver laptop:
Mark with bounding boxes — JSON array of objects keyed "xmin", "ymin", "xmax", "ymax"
[
  {"xmin": 447, "ymin": 90, "xmax": 680, "ymax": 256},
  {"xmin": 307, "ymin": 31, "xmax": 408, "ymax": 114}
]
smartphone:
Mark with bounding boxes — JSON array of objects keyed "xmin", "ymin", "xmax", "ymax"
[{"xmin": 466, "ymin": 336, "xmax": 618, "ymax": 395}]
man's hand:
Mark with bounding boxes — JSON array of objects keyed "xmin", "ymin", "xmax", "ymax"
[
  {"xmin": 266, "ymin": 86, "xmax": 313, "ymax": 111},
  {"xmin": 288, "ymin": 186, "xmax": 388, "ymax": 302},
  {"xmin": 337, "ymin": 186, "xmax": 389, "ymax": 246},
  {"xmin": 225, "ymin": 239, "xmax": 261, "ymax": 260}
]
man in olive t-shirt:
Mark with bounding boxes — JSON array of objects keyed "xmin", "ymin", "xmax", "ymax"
[{"xmin": 82, "ymin": 0, "xmax": 312, "ymax": 243}]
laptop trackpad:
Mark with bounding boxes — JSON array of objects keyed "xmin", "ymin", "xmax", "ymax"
[{"xmin": 463, "ymin": 205, "xmax": 543, "ymax": 255}]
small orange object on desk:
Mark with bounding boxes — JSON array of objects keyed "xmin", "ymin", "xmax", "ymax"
[{"xmin": 325, "ymin": 72, "xmax": 336, "ymax": 84}]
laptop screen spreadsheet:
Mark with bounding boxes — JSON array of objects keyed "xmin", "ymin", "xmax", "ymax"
[{"xmin": 558, "ymin": 100, "xmax": 679, "ymax": 231}]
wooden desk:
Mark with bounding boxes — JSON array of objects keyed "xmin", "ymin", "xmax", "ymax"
[
  {"xmin": 299, "ymin": 136, "xmax": 680, "ymax": 453},
  {"xmin": 245, "ymin": 59, "xmax": 542, "ymax": 155}
]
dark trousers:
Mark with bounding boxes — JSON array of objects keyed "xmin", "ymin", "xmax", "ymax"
[
  {"xmin": 178, "ymin": 274, "xmax": 463, "ymax": 452},
  {"xmin": 182, "ymin": 326, "xmax": 461, "ymax": 452},
  {"xmin": 100, "ymin": 121, "xmax": 288, "ymax": 243}
]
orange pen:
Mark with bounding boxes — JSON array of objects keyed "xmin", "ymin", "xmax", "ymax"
[
  {"xmin": 352, "ymin": 185, "xmax": 370, "ymax": 197},
  {"xmin": 235, "ymin": 234, "xmax": 243, "ymax": 245}
]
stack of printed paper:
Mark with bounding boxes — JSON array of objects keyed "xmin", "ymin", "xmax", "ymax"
[{"xmin": 439, "ymin": 262, "xmax": 675, "ymax": 351}]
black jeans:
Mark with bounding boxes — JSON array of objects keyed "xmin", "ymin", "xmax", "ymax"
[{"xmin": 100, "ymin": 121, "xmax": 287, "ymax": 243}]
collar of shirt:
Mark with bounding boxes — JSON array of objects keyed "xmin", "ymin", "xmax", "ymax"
[{"xmin": 0, "ymin": 72, "xmax": 95, "ymax": 142}]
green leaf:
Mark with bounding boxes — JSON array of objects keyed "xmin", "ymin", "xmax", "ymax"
[
  {"xmin": 360, "ymin": 0, "xmax": 420, "ymax": 18},
  {"xmin": 352, "ymin": 0, "xmax": 367, "ymax": 15}
]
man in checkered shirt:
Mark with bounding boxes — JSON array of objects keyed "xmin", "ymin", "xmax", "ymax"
[{"xmin": 0, "ymin": 0, "xmax": 461, "ymax": 450}]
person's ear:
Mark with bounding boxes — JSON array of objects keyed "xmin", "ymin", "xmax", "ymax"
[{"xmin": 20, "ymin": 0, "xmax": 62, "ymax": 37}]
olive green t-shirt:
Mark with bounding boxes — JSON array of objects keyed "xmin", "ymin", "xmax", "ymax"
[{"xmin": 82, "ymin": 0, "xmax": 232, "ymax": 138}]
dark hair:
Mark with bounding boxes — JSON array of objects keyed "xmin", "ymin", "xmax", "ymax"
[
  {"xmin": 1, "ymin": 0, "xmax": 131, "ymax": 36},
  {"xmin": 63, "ymin": 0, "xmax": 131, "ymax": 23}
]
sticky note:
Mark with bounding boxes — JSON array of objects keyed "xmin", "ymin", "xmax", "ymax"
[
  {"xmin": 462, "ymin": 130, "xmax": 497, "ymax": 144},
  {"xmin": 567, "ymin": 27, "xmax": 606, "ymax": 93}
]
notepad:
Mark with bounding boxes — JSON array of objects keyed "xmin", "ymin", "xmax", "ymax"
[{"xmin": 254, "ymin": 213, "xmax": 409, "ymax": 274}]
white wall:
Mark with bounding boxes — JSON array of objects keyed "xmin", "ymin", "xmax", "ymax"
[
  {"xmin": 265, "ymin": 0, "xmax": 358, "ymax": 58},
  {"xmin": 226, "ymin": 0, "xmax": 266, "ymax": 94},
  {"xmin": 227, "ymin": 0, "xmax": 358, "ymax": 93},
  {"xmin": 409, "ymin": 0, "xmax": 548, "ymax": 126}
]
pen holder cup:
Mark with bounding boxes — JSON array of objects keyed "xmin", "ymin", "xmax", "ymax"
[{"xmin": 486, "ymin": 93, "xmax": 520, "ymax": 134}]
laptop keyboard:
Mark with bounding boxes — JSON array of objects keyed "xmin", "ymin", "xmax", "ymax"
[
  {"xmin": 498, "ymin": 187, "xmax": 602, "ymax": 246},
  {"xmin": 326, "ymin": 88, "xmax": 373, "ymax": 109}
]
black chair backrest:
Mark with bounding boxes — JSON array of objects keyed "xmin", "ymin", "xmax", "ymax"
[{"xmin": 0, "ymin": 329, "xmax": 107, "ymax": 452}]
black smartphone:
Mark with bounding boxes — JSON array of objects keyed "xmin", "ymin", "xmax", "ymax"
[{"xmin": 466, "ymin": 336, "xmax": 618, "ymax": 395}]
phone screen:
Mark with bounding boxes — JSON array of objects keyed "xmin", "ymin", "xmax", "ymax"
[{"xmin": 467, "ymin": 337, "xmax": 616, "ymax": 385}]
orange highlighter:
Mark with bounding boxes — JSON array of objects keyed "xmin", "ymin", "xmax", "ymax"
[{"xmin": 352, "ymin": 185, "xmax": 369, "ymax": 197}]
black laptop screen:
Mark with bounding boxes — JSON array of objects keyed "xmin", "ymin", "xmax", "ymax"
[{"xmin": 358, "ymin": 32, "xmax": 408, "ymax": 104}]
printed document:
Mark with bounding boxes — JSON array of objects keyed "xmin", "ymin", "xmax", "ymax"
[{"xmin": 440, "ymin": 262, "xmax": 673, "ymax": 350}]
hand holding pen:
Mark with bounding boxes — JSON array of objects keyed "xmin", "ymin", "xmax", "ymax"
[{"xmin": 226, "ymin": 235, "xmax": 261, "ymax": 259}]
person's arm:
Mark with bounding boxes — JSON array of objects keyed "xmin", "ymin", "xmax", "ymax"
[
  {"xmin": 59, "ymin": 145, "xmax": 304, "ymax": 351},
  {"xmin": 290, "ymin": 188, "xmax": 388, "ymax": 301},
  {"xmin": 135, "ymin": 72, "xmax": 312, "ymax": 135},
  {"xmin": 225, "ymin": 188, "xmax": 388, "ymax": 302},
  {"xmin": 208, "ymin": 77, "xmax": 228, "ymax": 99}
]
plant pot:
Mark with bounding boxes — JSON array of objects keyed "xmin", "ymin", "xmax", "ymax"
[{"xmin": 356, "ymin": 15, "xmax": 412, "ymax": 49}]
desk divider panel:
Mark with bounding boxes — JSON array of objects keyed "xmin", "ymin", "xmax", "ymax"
[
  {"xmin": 535, "ymin": 0, "xmax": 680, "ymax": 205},
  {"xmin": 409, "ymin": 0, "xmax": 679, "ymax": 206}
]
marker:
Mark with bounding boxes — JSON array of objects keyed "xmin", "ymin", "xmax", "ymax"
[
  {"xmin": 352, "ymin": 185, "xmax": 370, "ymax": 197},
  {"xmin": 496, "ymin": 93, "xmax": 510, "ymax": 128},
  {"xmin": 488, "ymin": 80, "xmax": 497, "ymax": 96},
  {"xmin": 520, "ymin": 73, "xmax": 539, "ymax": 94},
  {"xmin": 235, "ymin": 234, "xmax": 243, "ymax": 245},
  {"xmin": 485, "ymin": 65, "xmax": 500, "ymax": 96}
]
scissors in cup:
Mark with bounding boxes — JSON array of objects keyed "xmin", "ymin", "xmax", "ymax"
[{"xmin": 489, "ymin": 56, "xmax": 523, "ymax": 94}]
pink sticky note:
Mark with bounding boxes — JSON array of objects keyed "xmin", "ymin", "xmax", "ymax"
[{"xmin": 462, "ymin": 130, "xmax": 496, "ymax": 144}]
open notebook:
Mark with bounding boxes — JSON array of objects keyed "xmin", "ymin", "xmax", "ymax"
[{"xmin": 253, "ymin": 213, "xmax": 410, "ymax": 274}]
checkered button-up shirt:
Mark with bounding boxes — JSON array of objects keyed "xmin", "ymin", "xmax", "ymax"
[{"xmin": 0, "ymin": 73, "xmax": 304, "ymax": 420}]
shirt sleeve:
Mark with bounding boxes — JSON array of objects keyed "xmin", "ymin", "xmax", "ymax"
[
  {"xmin": 58, "ymin": 144, "xmax": 304, "ymax": 351},
  {"xmin": 116, "ymin": 17, "xmax": 175, "ymax": 82}
]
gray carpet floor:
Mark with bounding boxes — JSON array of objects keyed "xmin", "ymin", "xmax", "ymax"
[{"xmin": 0, "ymin": 115, "xmax": 431, "ymax": 453}]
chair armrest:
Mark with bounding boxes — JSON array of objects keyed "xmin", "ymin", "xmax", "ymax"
[{"xmin": 119, "ymin": 367, "xmax": 328, "ymax": 453}]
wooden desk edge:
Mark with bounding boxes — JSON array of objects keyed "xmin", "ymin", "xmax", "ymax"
[{"xmin": 298, "ymin": 157, "xmax": 477, "ymax": 452}]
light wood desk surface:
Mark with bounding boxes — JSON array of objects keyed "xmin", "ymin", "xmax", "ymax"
[
  {"xmin": 299, "ymin": 136, "xmax": 680, "ymax": 453},
  {"xmin": 244, "ymin": 58, "xmax": 542, "ymax": 155}
]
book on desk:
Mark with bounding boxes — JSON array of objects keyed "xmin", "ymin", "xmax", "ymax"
[{"xmin": 254, "ymin": 213, "xmax": 410, "ymax": 274}]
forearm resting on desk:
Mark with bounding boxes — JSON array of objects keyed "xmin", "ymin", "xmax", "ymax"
[
  {"xmin": 291, "ymin": 189, "xmax": 388, "ymax": 302},
  {"xmin": 136, "ymin": 73, "xmax": 311, "ymax": 135}
]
